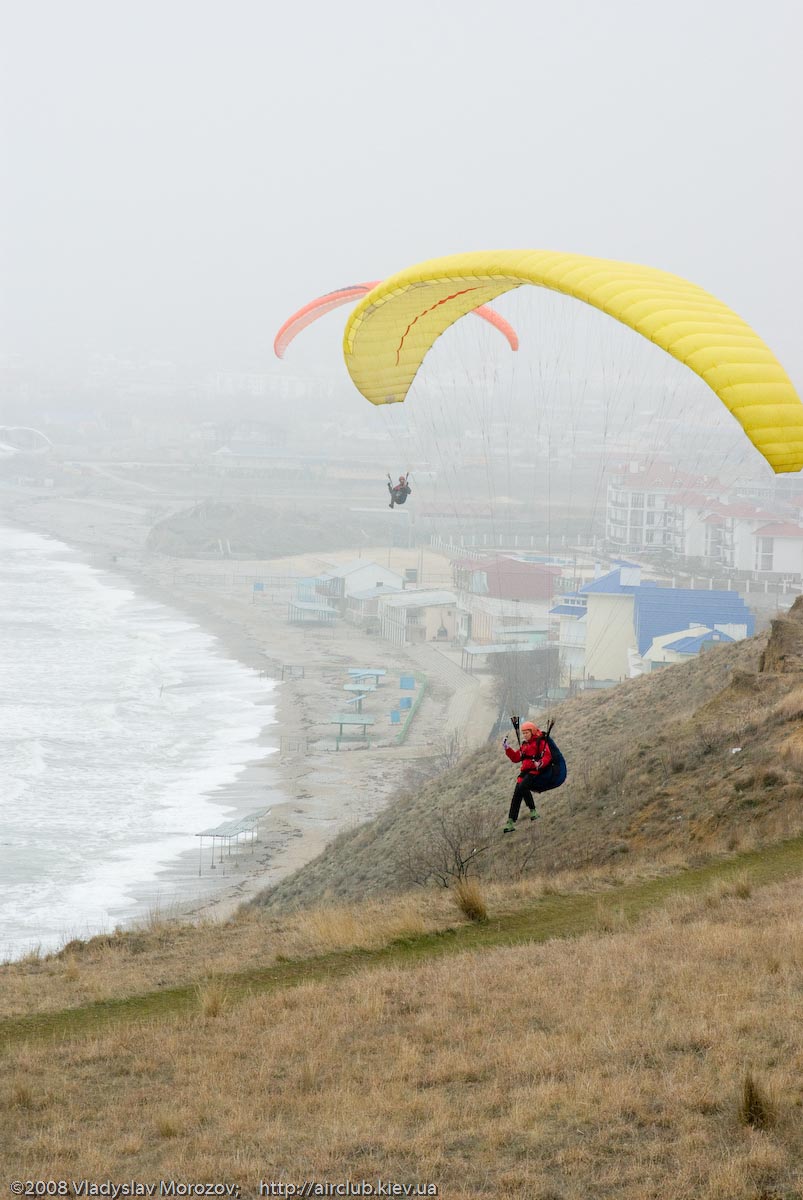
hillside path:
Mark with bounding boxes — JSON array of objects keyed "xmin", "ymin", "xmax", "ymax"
[{"xmin": 3, "ymin": 834, "xmax": 801, "ymax": 1050}]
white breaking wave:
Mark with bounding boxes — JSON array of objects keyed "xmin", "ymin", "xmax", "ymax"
[{"xmin": 0, "ymin": 526, "xmax": 277, "ymax": 961}]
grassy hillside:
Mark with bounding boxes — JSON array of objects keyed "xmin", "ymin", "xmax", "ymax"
[
  {"xmin": 3, "ymin": 601, "xmax": 802, "ymax": 1197},
  {"xmin": 255, "ymin": 603, "xmax": 803, "ymax": 912},
  {"xmin": 2, "ymin": 849, "xmax": 801, "ymax": 1198}
]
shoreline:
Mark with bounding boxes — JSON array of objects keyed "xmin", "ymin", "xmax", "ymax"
[{"xmin": 1, "ymin": 486, "xmax": 498, "ymax": 939}]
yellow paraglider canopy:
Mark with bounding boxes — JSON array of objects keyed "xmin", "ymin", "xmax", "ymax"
[{"xmin": 343, "ymin": 250, "xmax": 803, "ymax": 473}]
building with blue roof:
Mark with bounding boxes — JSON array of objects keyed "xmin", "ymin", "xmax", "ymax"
[
  {"xmin": 550, "ymin": 565, "xmax": 753, "ymax": 683},
  {"xmin": 662, "ymin": 630, "xmax": 735, "ymax": 655},
  {"xmin": 642, "ymin": 626, "xmax": 735, "ymax": 668}
]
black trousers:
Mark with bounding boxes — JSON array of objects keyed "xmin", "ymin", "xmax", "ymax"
[{"xmin": 508, "ymin": 778, "xmax": 539, "ymax": 822}]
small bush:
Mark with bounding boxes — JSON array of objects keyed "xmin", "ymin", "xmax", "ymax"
[
  {"xmin": 155, "ymin": 1114, "xmax": 182, "ymax": 1139},
  {"xmin": 694, "ymin": 722, "xmax": 725, "ymax": 755},
  {"xmin": 780, "ymin": 728, "xmax": 803, "ymax": 771},
  {"xmin": 708, "ymin": 875, "xmax": 752, "ymax": 904},
  {"xmin": 738, "ymin": 1071, "xmax": 777, "ymax": 1130},
  {"xmin": 8, "ymin": 1082, "xmax": 34, "ymax": 1110},
  {"xmin": 196, "ymin": 982, "xmax": 229, "ymax": 1019},
  {"xmin": 594, "ymin": 899, "xmax": 629, "ymax": 933},
  {"xmin": 62, "ymin": 955, "xmax": 80, "ymax": 983},
  {"xmin": 453, "ymin": 879, "xmax": 488, "ymax": 923},
  {"xmin": 771, "ymin": 685, "xmax": 803, "ymax": 722}
]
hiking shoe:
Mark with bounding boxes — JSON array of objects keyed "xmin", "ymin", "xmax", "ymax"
[
  {"xmin": 502, "ymin": 819, "xmax": 516, "ymax": 833},
  {"xmin": 529, "ymin": 807, "xmax": 540, "ymax": 820}
]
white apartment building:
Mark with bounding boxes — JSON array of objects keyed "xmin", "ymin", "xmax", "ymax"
[{"xmin": 605, "ymin": 466, "xmax": 707, "ymax": 554}]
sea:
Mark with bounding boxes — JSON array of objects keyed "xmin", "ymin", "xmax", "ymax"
[{"xmin": 0, "ymin": 524, "xmax": 278, "ymax": 962}]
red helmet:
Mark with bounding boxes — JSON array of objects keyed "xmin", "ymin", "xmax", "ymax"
[
  {"xmin": 521, "ymin": 722, "xmax": 542, "ymax": 736},
  {"xmin": 398, "ymin": 475, "xmax": 406, "ymax": 483}
]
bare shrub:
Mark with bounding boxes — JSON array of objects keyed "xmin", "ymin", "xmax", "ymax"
[
  {"xmin": 503, "ymin": 836, "xmax": 542, "ymax": 881},
  {"xmin": 491, "ymin": 646, "xmax": 560, "ymax": 716},
  {"xmin": 738, "ymin": 1071, "xmax": 777, "ymax": 1130},
  {"xmin": 693, "ymin": 722, "xmax": 725, "ymax": 755},
  {"xmin": 432, "ymin": 728, "xmax": 466, "ymax": 770},
  {"xmin": 658, "ymin": 749, "xmax": 686, "ymax": 779},
  {"xmin": 453, "ymin": 879, "xmax": 488, "ymax": 923},
  {"xmin": 575, "ymin": 759, "xmax": 595, "ymax": 801},
  {"xmin": 591, "ymin": 754, "xmax": 628, "ymax": 802},
  {"xmin": 401, "ymin": 804, "xmax": 495, "ymax": 888}
]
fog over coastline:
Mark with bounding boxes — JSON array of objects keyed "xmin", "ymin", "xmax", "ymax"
[{"xmin": 2, "ymin": 0, "xmax": 801, "ymax": 389}]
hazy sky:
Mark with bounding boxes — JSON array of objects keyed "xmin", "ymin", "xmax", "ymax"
[{"xmin": 2, "ymin": 0, "xmax": 801, "ymax": 385}]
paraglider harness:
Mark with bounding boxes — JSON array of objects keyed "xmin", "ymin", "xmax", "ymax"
[
  {"xmin": 388, "ymin": 473, "xmax": 411, "ymax": 508},
  {"xmin": 510, "ymin": 714, "xmax": 567, "ymax": 791}
]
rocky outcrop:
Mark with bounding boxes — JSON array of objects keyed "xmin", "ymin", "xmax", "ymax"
[{"xmin": 759, "ymin": 595, "xmax": 803, "ymax": 674}]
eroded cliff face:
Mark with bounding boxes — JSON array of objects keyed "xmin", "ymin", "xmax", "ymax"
[{"xmin": 759, "ymin": 595, "xmax": 803, "ymax": 675}]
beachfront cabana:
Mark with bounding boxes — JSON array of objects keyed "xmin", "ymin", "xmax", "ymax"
[
  {"xmin": 196, "ymin": 806, "xmax": 272, "ymax": 874},
  {"xmin": 287, "ymin": 599, "xmax": 338, "ymax": 624}
]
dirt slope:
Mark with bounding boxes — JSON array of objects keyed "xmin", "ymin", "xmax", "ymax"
[{"xmin": 255, "ymin": 606, "xmax": 803, "ymax": 911}]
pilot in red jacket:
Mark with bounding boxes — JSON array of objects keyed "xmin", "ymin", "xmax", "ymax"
[{"xmin": 503, "ymin": 722, "xmax": 553, "ymax": 831}]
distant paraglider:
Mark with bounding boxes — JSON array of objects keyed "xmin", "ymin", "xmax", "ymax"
[
  {"xmin": 342, "ymin": 250, "xmax": 803, "ymax": 474},
  {"xmin": 274, "ymin": 281, "xmax": 519, "ymax": 359},
  {"xmin": 387, "ymin": 473, "xmax": 411, "ymax": 509}
]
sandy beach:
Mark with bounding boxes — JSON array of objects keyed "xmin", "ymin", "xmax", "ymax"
[{"xmin": 1, "ymin": 482, "xmax": 498, "ymax": 932}]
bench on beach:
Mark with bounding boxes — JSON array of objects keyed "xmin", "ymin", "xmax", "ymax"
[
  {"xmin": 343, "ymin": 683, "xmax": 376, "ymax": 714},
  {"xmin": 347, "ymin": 668, "xmax": 387, "ymax": 686},
  {"xmin": 329, "ymin": 712, "xmax": 376, "ymax": 749}
]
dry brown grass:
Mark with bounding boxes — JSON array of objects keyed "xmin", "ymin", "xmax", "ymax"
[
  {"xmin": 593, "ymin": 897, "xmax": 630, "ymax": 933},
  {"xmin": 0, "ymin": 859, "xmax": 709, "ymax": 1025},
  {"xmin": 453, "ymin": 878, "xmax": 488, "ymax": 923},
  {"xmin": 738, "ymin": 1071, "xmax": 778, "ymax": 1131},
  {"xmin": 771, "ymin": 683, "xmax": 803, "ymax": 722},
  {"xmin": 0, "ymin": 892, "xmax": 457, "ymax": 1021},
  {"xmin": 195, "ymin": 980, "xmax": 230, "ymax": 1019},
  {"xmin": 780, "ymin": 725, "xmax": 803, "ymax": 771},
  {"xmin": 289, "ymin": 895, "xmax": 431, "ymax": 951},
  {"xmin": 1, "ymin": 880, "xmax": 800, "ymax": 1198}
]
